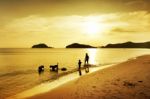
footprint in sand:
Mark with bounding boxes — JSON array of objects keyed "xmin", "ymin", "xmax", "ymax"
[
  {"xmin": 92, "ymin": 85, "xmax": 96, "ymax": 88},
  {"xmin": 116, "ymin": 78, "xmax": 121, "ymax": 82},
  {"xmin": 102, "ymin": 89, "xmax": 111, "ymax": 93},
  {"xmin": 138, "ymin": 80, "xmax": 143, "ymax": 83},
  {"xmin": 123, "ymin": 81, "xmax": 138, "ymax": 88}
]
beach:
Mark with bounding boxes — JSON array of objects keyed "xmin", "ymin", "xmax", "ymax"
[
  {"xmin": 12, "ymin": 55, "xmax": 150, "ymax": 99},
  {"xmin": 1, "ymin": 48, "xmax": 150, "ymax": 99},
  {"xmin": 1, "ymin": 0, "xmax": 150, "ymax": 98}
]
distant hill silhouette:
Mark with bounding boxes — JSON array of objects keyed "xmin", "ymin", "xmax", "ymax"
[
  {"xmin": 32, "ymin": 43, "xmax": 53, "ymax": 48},
  {"xmin": 66, "ymin": 43, "xmax": 96, "ymax": 48},
  {"xmin": 101, "ymin": 41, "xmax": 150, "ymax": 48}
]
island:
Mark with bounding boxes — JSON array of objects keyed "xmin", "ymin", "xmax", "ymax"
[
  {"xmin": 32, "ymin": 43, "xmax": 53, "ymax": 48},
  {"xmin": 101, "ymin": 41, "xmax": 150, "ymax": 48},
  {"xmin": 66, "ymin": 43, "xmax": 96, "ymax": 48}
]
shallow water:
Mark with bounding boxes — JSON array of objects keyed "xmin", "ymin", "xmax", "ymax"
[{"xmin": 0, "ymin": 48, "xmax": 150, "ymax": 98}]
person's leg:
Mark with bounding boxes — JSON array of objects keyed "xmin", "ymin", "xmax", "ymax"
[
  {"xmin": 87, "ymin": 59, "xmax": 89, "ymax": 64},
  {"xmin": 85, "ymin": 60, "xmax": 88, "ymax": 64}
]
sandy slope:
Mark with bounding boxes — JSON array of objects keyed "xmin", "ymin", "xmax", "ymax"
[{"xmin": 28, "ymin": 55, "xmax": 150, "ymax": 99}]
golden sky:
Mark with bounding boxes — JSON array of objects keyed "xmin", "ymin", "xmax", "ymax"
[{"xmin": 0, "ymin": 0, "xmax": 150, "ymax": 48}]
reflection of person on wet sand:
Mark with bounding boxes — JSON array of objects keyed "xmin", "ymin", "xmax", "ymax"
[
  {"xmin": 78, "ymin": 60, "xmax": 82, "ymax": 76},
  {"xmin": 85, "ymin": 65, "xmax": 89, "ymax": 73},
  {"xmin": 85, "ymin": 53, "xmax": 89, "ymax": 65}
]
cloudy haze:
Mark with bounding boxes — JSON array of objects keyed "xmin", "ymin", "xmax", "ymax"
[{"xmin": 0, "ymin": 0, "xmax": 150, "ymax": 48}]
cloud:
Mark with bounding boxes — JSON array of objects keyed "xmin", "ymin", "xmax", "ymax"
[
  {"xmin": 104, "ymin": 11, "xmax": 150, "ymax": 33},
  {"xmin": 3, "ymin": 11, "xmax": 150, "ymax": 34},
  {"xmin": 2, "ymin": 11, "xmax": 150, "ymax": 38},
  {"xmin": 126, "ymin": 0, "xmax": 149, "ymax": 10},
  {"xmin": 1, "ymin": 0, "xmax": 150, "ymax": 20},
  {"xmin": 1, "ymin": 11, "xmax": 150, "ymax": 47},
  {"xmin": 111, "ymin": 28, "xmax": 137, "ymax": 33}
]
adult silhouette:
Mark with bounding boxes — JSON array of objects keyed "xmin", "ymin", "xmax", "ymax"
[{"xmin": 84, "ymin": 53, "xmax": 89, "ymax": 64}]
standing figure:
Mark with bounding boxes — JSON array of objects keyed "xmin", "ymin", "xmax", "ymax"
[
  {"xmin": 84, "ymin": 53, "xmax": 89, "ymax": 65},
  {"xmin": 78, "ymin": 59, "xmax": 82, "ymax": 76},
  {"xmin": 78, "ymin": 60, "xmax": 82, "ymax": 69}
]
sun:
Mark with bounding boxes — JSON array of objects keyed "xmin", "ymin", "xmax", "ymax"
[
  {"xmin": 79, "ymin": 16, "xmax": 110, "ymax": 36},
  {"xmin": 85, "ymin": 21, "xmax": 99, "ymax": 34}
]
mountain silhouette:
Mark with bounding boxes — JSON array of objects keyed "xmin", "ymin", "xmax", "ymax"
[
  {"xmin": 66, "ymin": 43, "xmax": 96, "ymax": 48},
  {"xmin": 32, "ymin": 43, "xmax": 53, "ymax": 48},
  {"xmin": 101, "ymin": 41, "xmax": 150, "ymax": 48}
]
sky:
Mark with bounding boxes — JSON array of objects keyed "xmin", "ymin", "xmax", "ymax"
[{"xmin": 0, "ymin": 0, "xmax": 150, "ymax": 48}]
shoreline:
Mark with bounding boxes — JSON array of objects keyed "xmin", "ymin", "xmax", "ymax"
[
  {"xmin": 8, "ymin": 64, "xmax": 117, "ymax": 99},
  {"xmin": 8, "ymin": 54, "xmax": 150, "ymax": 99},
  {"xmin": 4, "ymin": 62, "xmax": 117, "ymax": 99}
]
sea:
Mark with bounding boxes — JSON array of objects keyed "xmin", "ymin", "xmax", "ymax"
[{"xmin": 0, "ymin": 48, "xmax": 150, "ymax": 98}]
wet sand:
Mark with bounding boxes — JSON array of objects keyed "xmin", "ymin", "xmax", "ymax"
[{"xmin": 14, "ymin": 55, "xmax": 150, "ymax": 99}]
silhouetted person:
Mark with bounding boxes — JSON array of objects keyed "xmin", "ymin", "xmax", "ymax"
[
  {"xmin": 85, "ymin": 53, "xmax": 89, "ymax": 65},
  {"xmin": 78, "ymin": 60, "xmax": 82, "ymax": 69},
  {"xmin": 78, "ymin": 60, "xmax": 82, "ymax": 76}
]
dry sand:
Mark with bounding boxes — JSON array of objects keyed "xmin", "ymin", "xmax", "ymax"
[{"xmin": 24, "ymin": 55, "xmax": 150, "ymax": 99}]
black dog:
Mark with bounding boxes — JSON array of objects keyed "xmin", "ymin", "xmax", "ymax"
[
  {"xmin": 38, "ymin": 65, "xmax": 44, "ymax": 74},
  {"xmin": 50, "ymin": 64, "xmax": 58, "ymax": 71}
]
